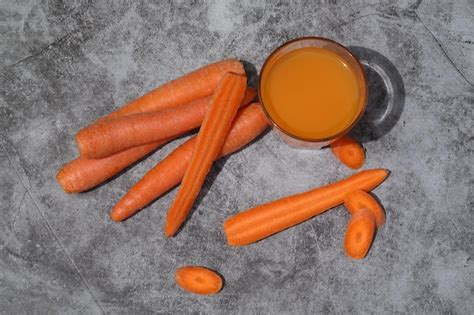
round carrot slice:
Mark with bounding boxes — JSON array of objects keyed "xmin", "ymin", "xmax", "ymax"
[
  {"xmin": 175, "ymin": 266, "xmax": 223, "ymax": 295},
  {"xmin": 330, "ymin": 136, "xmax": 365, "ymax": 169},
  {"xmin": 344, "ymin": 189, "xmax": 385, "ymax": 227},
  {"xmin": 344, "ymin": 208, "xmax": 376, "ymax": 259}
]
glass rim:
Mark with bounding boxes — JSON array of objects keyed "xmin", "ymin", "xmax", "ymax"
[{"xmin": 258, "ymin": 36, "xmax": 369, "ymax": 143}]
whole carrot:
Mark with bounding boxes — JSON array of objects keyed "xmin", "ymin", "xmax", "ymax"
[
  {"xmin": 102, "ymin": 59, "xmax": 245, "ymax": 120},
  {"xmin": 165, "ymin": 73, "xmax": 247, "ymax": 237},
  {"xmin": 223, "ymin": 169, "xmax": 389, "ymax": 246},
  {"xmin": 57, "ymin": 60, "xmax": 245, "ymax": 192},
  {"xmin": 110, "ymin": 103, "xmax": 269, "ymax": 222},
  {"xmin": 175, "ymin": 266, "xmax": 223, "ymax": 295},
  {"xmin": 56, "ymin": 140, "xmax": 168, "ymax": 193},
  {"xmin": 57, "ymin": 77, "xmax": 250, "ymax": 192},
  {"xmin": 76, "ymin": 88, "xmax": 255, "ymax": 159}
]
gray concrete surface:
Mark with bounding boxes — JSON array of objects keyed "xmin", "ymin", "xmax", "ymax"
[{"xmin": 1, "ymin": 0, "xmax": 473, "ymax": 313}]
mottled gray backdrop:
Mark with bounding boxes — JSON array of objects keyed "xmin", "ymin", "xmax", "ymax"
[{"xmin": 1, "ymin": 0, "xmax": 473, "ymax": 313}]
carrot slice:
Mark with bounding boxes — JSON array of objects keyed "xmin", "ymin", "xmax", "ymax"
[
  {"xmin": 76, "ymin": 88, "xmax": 255, "ymax": 159},
  {"xmin": 344, "ymin": 208, "xmax": 376, "ymax": 259},
  {"xmin": 56, "ymin": 140, "xmax": 168, "ymax": 193},
  {"xmin": 110, "ymin": 103, "xmax": 268, "ymax": 222},
  {"xmin": 224, "ymin": 169, "xmax": 389, "ymax": 246},
  {"xmin": 103, "ymin": 59, "xmax": 245, "ymax": 120},
  {"xmin": 330, "ymin": 136, "xmax": 365, "ymax": 169},
  {"xmin": 175, "ymin": 266, "xmax": 223, "ymax": 295},
  {"xmin": 165, "ymin": 73, "xmax": 247, "ymax": 236},
  {"xmin": 344, "ymin": 189, "xmax": 385, "ymax": 227}
]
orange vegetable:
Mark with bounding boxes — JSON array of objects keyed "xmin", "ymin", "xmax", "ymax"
[
  {"xmin": 344, "ymin": 208, "xmax": 376, "ymax": 259},
  {"xmin": 330, "ymin": 136, "xmax": 365, "ymax": 169},
  {"xmin": 175, "ymin": 266, "xmax": 223, "ymax": 295},
  {"xmin": 59, "ymin": 60, "xmax": 244, "ymax": 192},
  {"xmin": 224, "ymin": 169, "xmax": 389, "ymax": 246},
  {"xmin": 56, "ymin": 141, "xmax": 167, "ymax": 193},
  {"xmin": 102, "ymin": 59, "xmax": 245, "ymax": 120},
  {"xmin": 110, "ymin": 103, "xmax": 269, "ymax": 222},
  {"xmin": 344, "ymin": 189, "xmax": 385, "ymax": 227},
  {"xmin": 165, "ymin": 73, "xmax": 247, "ymax": 236},
  {"xmin": 76, "ymin": 88, "xmax": 255, "ymax": 159}
]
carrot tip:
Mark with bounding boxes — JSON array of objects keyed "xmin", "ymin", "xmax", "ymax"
[
  {"xmin": 56, "ymin": 170, "xmax": 74, "ymax": 193},
  {"xmin": 164, "ymin": 225, "xmax": 177, "ymax": 237},
  {"xmin": 377, "ymin": 169, "xmax": 390, "ymax": 181},
  {"xmin": 109, "ymin": 210, "xmax": 123, "ymax": 222}
]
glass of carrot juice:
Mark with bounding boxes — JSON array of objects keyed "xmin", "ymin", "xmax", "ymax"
[{"xmin": 259, "ymin": 37, "xmax": 368, "ymax": 148}]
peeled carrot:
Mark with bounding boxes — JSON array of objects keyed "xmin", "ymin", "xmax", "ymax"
[
  {"xmin": 224, "ymin": 169, "xmax": 389, "ymax": 246},
  {"xmin": 344, "ymin": 208, "xmax": 376, "ymax": 259},
  {"xmin": 330, "ymin": 136, "xmax": 365, "ymax": 169},
  {"xmin": 56, "ymin": 141, "xmax": 167, "ymax": 193},
  {"xmin": 165, "ymin": 73, "xmax": 247, "ymax": 237},
  {"xmin": 58, "ymin": 62, "xmax": 249, "ymax": 191},
  {"xmin": 59, "ymin": 67, "xmax": 251, "ymax": 191},
  {"xmin": 110, "ymin": 103, "xmax": 269, "ymax": 222},
  {"xmin": 344, "ymin": 189, "xmax": 385, "ymax": 227},
  {"xmin": 175, "ymin": 266, "xmax": 223, "ymax": 295},
  {"xmin": 102, "ymin": 59, "xmax": 245, "ymax": 120},
  {"xmin": 76, "ymin": 88, "xmax": 255, "ymax": 159}
]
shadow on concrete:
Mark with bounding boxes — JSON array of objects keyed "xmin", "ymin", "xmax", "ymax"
[
  {"xmin": 241, "ymin": 60, "xmax": 259, "ymax": 90},
  {"xmin": 348, "ymin": 46, "xmax": 405, "ymax": 143}
]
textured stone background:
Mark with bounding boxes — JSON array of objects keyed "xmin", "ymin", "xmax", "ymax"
[{"xmin": 1, "ymin": 0, "xmax": 473, "ymax": 313}]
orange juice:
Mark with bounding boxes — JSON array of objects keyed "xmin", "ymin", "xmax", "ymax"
[{"xmin": 261, "ymin": 46, "xmax": 364, "ymax": 140}]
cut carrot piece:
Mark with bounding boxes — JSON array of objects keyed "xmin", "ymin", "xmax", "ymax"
[
  {"xmin": 344, "ymin": 189, "xmax": 385, "ymax": 227},
  {"xmin": 56, "ymin": 141, "xmax": 167, "ymax": 193},
  {"xmin": 175, "ymin": 266, "xmax": 223, "ymax": 295},
  {"xmin": 110, "ymin": 103, "xmax": 268, "ymax": 222},
  {"xmin": 76, "ymin": 88, "xmax": 255, "ymax": 159},
  {"xmin": 165, "ymin": 73, "xmax": 247, "ymax": 236},
  {"xmin": 344, "ymin": 208, "xmax": 376, "ymax": 259},
  {"xmin": 224, "ymin": 169, "xmax": 389, "ymax": 246},
  {"xmin": 102, "ymin": 59, "xmax": 245, "ymax": 120},
  {"xmin": 330, "ymin": 136, "xmax": 365, "ymax": 169}
]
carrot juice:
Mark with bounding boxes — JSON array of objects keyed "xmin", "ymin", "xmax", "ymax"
[{"xmin": 260, "ymin": 38, "xmax": 367, "ymax": 144}]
